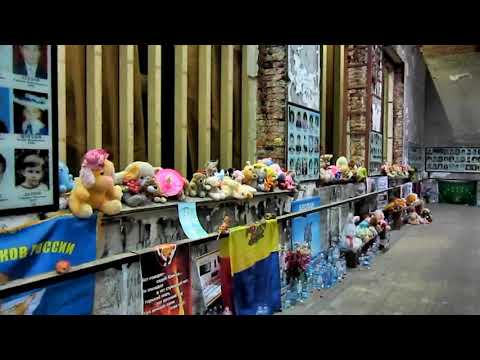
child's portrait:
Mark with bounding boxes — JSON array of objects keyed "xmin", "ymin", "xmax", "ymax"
[
  {"xmin": 13, "ymin": 89, "xmax": 49, "ymax": 136},
  {"xmin": 0, "ymin": 87, "xmax": 9, "ymax": 133},
  {"xmin": 289, "ymin": 110, "xmax": 294, "ymax": 124},
  {"xmin": 15, "ymin": 149, "xmax": 49, "ymax": 191},
  {"xmin": 13, "ymin": 45, "xmax": 48, "ymax": 80},
  {"xmin": 296, "ymin": 111, "xmax": 301, "ymax": 128},
  {"xmin": 302, "ymin": 112, "xmax": 308, "ymax": 129}
]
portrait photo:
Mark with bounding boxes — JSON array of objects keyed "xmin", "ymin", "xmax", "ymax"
[
  {"xmin": 289, "ymin": 109, "xmax": 294, "ymax": 124},
  {"xmin": 15, "ymin": 149, "xmax": 49, "ymax": 191},
  {"xmin": 0, "ymin": 45, "xmax": 12, "ymax": 74},
  {"xmin": 13, "ymin": 89, "xmax": 49, "ymax": 136},
  {"xmin": 13, "ymin": 45, "xmax": 48, "ymax": 80},
  {"xmin": 0, "ymin": 87, "xmax": 10, "ymax": 133},
  {"xmin": 0, "ymin": 153, "xmax": 6, "ymax": 185}
]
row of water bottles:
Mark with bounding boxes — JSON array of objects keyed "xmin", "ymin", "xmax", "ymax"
[
  {"xmin": 359, "ymin": 239, "xmax": 380, "ymax": 269},
  {"xmin": 282, "ymin": 244, "xmax": 347, "ymax": 310}
]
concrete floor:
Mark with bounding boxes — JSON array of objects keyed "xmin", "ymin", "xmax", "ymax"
[{"xmin": 282, "ymin": 203, "xmax": 480, "ymax": 315}]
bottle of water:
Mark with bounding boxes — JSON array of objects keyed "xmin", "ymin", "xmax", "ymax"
[{"xmin": 330, "ymin": 263, "xmax": 338, "ymax": 287}]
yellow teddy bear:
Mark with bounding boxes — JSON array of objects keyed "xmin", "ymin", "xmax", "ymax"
[{"xmin": 69, "ymin": 149, "xmax": 123, "ymax": 218}]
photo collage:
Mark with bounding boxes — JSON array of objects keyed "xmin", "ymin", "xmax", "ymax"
[
  {"xmin": 0, "ymin": 45, "xmax": 54, "ymax": 212},
  {"xmin": 369, "ymin": 131, "xmax": 383, "ymax": 176},
  {"xmin": 287, "ymin": 103, "xmax": 321, "ymax": 182},
  {"xmin": 425, "ymin": 147, "xmax": 480, "ymax": 173}
]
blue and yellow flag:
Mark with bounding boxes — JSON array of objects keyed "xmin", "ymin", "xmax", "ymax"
[
  {"xmin": 219, "ymin": 219, "xmax": 281, "ymax": 315},
  {"xmin": 0, "ymin": 214, "xmax": 97, "ymax": 315}
]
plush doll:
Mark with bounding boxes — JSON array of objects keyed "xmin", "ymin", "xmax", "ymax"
[
  {"xmin": 154, "ymin": 168, "xmax": 189, "ymax": 201},
  {"xmin": 58, "ymin": 161, "xmax": 74, "ymax": 210},
  {"xmin": 340, "ymin": 213, "xmax": 363, "ymax": 251},
  {"xmin": 407, "ymin": 207, "xmax": 425, "ymax": 225},
  {"xmin": 232, "ymin": 170, "xmax": 244, "ymax": 184},
  {"xmin": 256, "ymin": 171, "xmax": 266, "ymax": 192},
  {"xmin": 205, "ymin": 176, "xmax": 227, "ymax": 201},
  {"xmin": 242, "ymin": 162, "xmax": 257, "ymax": 187},
  {"xmin": 214, "ymin": 169, "xmax": 225, "ymax": 182},
  {"xmin": 373, "ymin": 210, "xmax": 391, "ymax": 232},
  {"xmin": 221, "ymin": 178, "xmax": 255, "ymax": 200},
  {"xmin": 336, "ymin": 156, "xmax": 350, "ymax": 179},
  {"xmin": 263, "ymin": 174, "xmax": 277, "ymax": 192},
  {"xmin": 141, "ymin": 176, "xmax": 167, "ymax": 204},
  {"xmin": 115, "ymin": 161, "xmax": 159, "ymax": 185},
  {"xmin": 69, "ymin": 149, "xmax": 123, "ymax": 218},
  {"xmin": 258, "ymin": 157, "xmax": 274, "ymax": 166},
  {"xmin": 356, "ymin": 166, "xmax": 368, "ymax": 182},
  {"xmin": 204, "ymin": 160, "xmax": 219, "ymax": 177},
  {"xmin": 188, "ymin": 172, "xmax": 209, "ymax": 198},
  {"xmin": 59, "ymin": 162, "xmax": 74, "ymax": 194},
  {"xmin": 421, "ymin": 208, "xmax": 433, "ymax": 223}
]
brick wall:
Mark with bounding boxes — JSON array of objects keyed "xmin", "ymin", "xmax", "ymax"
[{"xmin": 256, "ymin": 45, "xmax": 288, "ymax": 167}]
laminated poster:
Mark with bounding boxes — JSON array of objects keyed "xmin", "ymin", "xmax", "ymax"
[
  {"xmin": 141, "ymin": 243, "xmax": 192, "ymax": 315},
  {"xmin": 291, "ymin": 196, "xmax": 322, "ymax": 257},
  {"xmin": 178, "ymin": 202, "xmax": 208, "ymax": 240},
  {"xmin": 0, "ymin": 45, "xmax": 59, "ymax": 216},
  {"xmin": 195, "ymin": 251, "xmax": 222, "ymax": 307}
]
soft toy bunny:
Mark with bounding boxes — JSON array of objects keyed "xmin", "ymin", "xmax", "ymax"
[{"xmin": 69, "ymin": 149, "xmax": 123, "ymax": 218}]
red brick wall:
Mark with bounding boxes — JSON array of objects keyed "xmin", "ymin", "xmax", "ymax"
[{"xmin": 256, "ymin": 45, "xmax": 288, "ymax": 167}]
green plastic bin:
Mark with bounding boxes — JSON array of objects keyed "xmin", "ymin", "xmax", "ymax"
[{"xmin": 438, "ymin": 180, "xmax": 476, "ymax": 206}]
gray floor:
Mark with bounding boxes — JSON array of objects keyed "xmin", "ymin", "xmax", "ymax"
[{"xmin": 282, "ymin": 203, "xmax": 480, "ymax": 315}]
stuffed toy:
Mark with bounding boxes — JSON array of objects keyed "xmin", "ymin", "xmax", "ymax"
[
  {"xmin": 384, "ymin": 198, "xmax": 406, "ymax": 212},
  {"xmin": 221, "ymin": 178, "xmax": 255, "ymax": 200},
  {"xmin": 115, "ymin": 161, "xmax": 159, "ymax": 185},
  {"xmin": 154, "ymin": 168, "xmax": 189, "ymax": 201},
  {"xmin": 356, "ymin": 166, "xmax": 368, "ymax": 182},
  {"xmin": 205, "ymin": 176, "xmax": 227, "ymax": 201},
  {"xmin": 232, "ymin": 170, "xmax": 244, "ymax": 184},
  {"xmin": 242, "ymin": 162, "xmax": 257, "ymax": 187},
  {"xmin": 336, "ymin": 156, "xmax": 351, "ymax": 179},
  {"xmin": 263, "ymin": 174, "xmax": 277, "ymax": 192},
  {"xmin": 58, "ymin": 161, "xmax": 74, "ymax": 210},
  {"xmin": 407, "ymin": 207, "xmax": 427, "ymax": 225},
  {"xmin": 405, "ymin": 193, "xmax": 419, "ymax": 207},
  {"xmin": 188, "ymin": 172, "xmax": 209, "ymax": 198},
  {"xmin": 258, "ymin": 157, "xmax": 274, "ymax": 166},
  {"xmin": 277, "ymin": 171, "xmax": 296, "ymax": 191},
  {"xmin": 204, "ymin": 160, "xmax": 219, "ymax": 177},
  {"xmin": 421, "ymin": 208, "xmax": 433, "ymax": 223},
  {"xmin": 373, "ymin": 210, "xmax": 391, "ymax": 232},
  {"xmin": 256, "ymin": 171, "xmax": 266, "ymax": 192},
  {"xmin": 141, "ymin": 176, "xmax": 167, "ymax": 204},
  {"xmin": 340, "ymin": 213, "xmax": 363, "ymax": 251},
  {"xmin": 215, "ymin": 169, "xmax": 226, "ymax": 182},
  {"xmin": 69, "ymin": 149, "xmax": 123, "ymax": 218}
]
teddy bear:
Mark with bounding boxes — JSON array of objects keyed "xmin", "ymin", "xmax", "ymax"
[
  {"xmin": 407, "ymin": 207, "xmax": 428, "ymax": 225},
  {"xmin": 242, "ymin": 162, "xmax": 258, "ymax": 187},
  {"xmin": 221, "ymin": 178, "xmax": 255, "ymax": 200},
  {"xmin": 69, "ymin": 149, "xmax": 123, "ymax": 218},
  {"xmin": 188, "ymin": 172, "xmax": 209, "ymax": 198},
  {"xmin": 205, "ymin": 176, "xmax": 227, "ymax": 201},
  {"xmin": 421, "ymin": 208, "xmax": 433, "ymax": 223},
  {"xmin": 122, "ymin": 176, "xmax": 167, "ymax": 207}
]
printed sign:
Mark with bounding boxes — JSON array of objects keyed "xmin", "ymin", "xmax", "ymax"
[
  {"xmin": 425, "ymin": 147, "xmax": 480, "ymax": 173},
  {"xmin": 0, "ymin": 215, "xmax": 97, "ymax": 315},
  {"xmin": 369, "ymin": 131, "xmax": 383, "ymax": 176},
  {"xmin": 0, "ymin": 45, "xmax": 58, "ymax": 215},
  {"xmin": 195, "ymin": 251, "xmax": 221, "ymax": 307},
  {"xmin": 141, "ymin": 243, "xmax": 192, "ymax": 315},
  {"xmin": 408, "ymin": 143, "xmax": 424, "ymax": 172},
  {"xmin": 287, "ymin": 103, "xmax": 320, "ymax": 182},
  {"xmin": 178, "ymin": 202, "xmax": 208, "ymax": 240},
  {"xmin": 291, "ymin": 196, "xmax": 322, "ymax": 256}
]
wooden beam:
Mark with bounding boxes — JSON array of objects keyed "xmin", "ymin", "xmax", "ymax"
[
  {"xmin": 321, "ymin": 45, "xmax": 327, "ymax": 153},
  {"xmin": 174, "ymin": 45, "xmax": 188, "ymax": 175},
  {"xmin": 86, "ymin": 45, "xmax": 102, "ymax": 149},
  {"xmin": 220, "ymin": 45, "xmax": 234, "ymax": 169},
  {"xmin": 148, "ymin": 45, "xmax": 162, "ymax": 167},
  {"xmin": 241, "ymin": 45, "xmax": 258, "ymax": 165},
  {"xmin": 198, "ymin": 45, "xmax": 211, "ymax": 168},
  {"xmin": 57, "ymin": 45, "xmax": 67, "ymax": 162},
  {"xmin": 119, "ymin": 45, "xmax": 135, "ymax": 169}
]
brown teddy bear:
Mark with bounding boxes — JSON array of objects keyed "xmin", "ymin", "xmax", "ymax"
[{"xmin": 188, "ymin": 172, "xmax": 209, "ymax": 198}]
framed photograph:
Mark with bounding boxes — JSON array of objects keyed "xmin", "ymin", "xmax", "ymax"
[
  {"xmin": 425, "ymin": 147, "xmax": 480, "ymax": 174},
  {"xmin": 286, "ymin": 102, "xmax": 320, "ymax": 182},
  {"xmin": 0, "ymin": 45, "xmax": 58, "ymax": 216},
  {"xmin": 369, "ymin": 131, "xmax": 383, "ymax": 176}
]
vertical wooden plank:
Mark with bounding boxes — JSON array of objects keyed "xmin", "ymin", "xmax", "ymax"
[
  {"xmin": 57, "ymin": 45, "xmax": 67, "ymax": 162},
  {"xmin": 187, "ymin": 46, "xmax": 199, "ymax": 176},
  {"xmin": 241, "ymin": 45, "xmax": 258, "ymax": 166},
  {"xmin": 210, "ymin": 46, "xmax": 221, "ymax": 162},
  {"xmin": 86, "ymin": 45, "xmax": 102, "ymax": 149},
  {"xmin": 148, "ymin": 45, "xmax": 162, "ymax": 167},
  {"xmin": 339, "ymin": 45, "xmax": 347, "ymax": 156},
  {"xmin": 220, "ymin": 45, "xmax": 234, "ymax": 169},
  {"xmin": 119, "ymin": 45, "xmax": 135, "ymax": 170},
  {"xmin": 198, "ymin": 45, "xmax": 211, "ymax": 168},
  {"xmin": 232, "ymin": 45, "xmax": 242, "ymax": 170},
  {"xmin": 321, "ymin": 45, "xmax": 327, "ymax": 154},
  {"xmin": 365, "ymin": 46, "xmax": 373, "ymax": 169},
  {"xmin": 175, "ymin": 45, "xmax": 188, "ymax": 175}
]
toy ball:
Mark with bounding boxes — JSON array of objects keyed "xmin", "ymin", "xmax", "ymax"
[{"xmin": 55, "ymin": 260, "xmax": 71, "ymax": 274}]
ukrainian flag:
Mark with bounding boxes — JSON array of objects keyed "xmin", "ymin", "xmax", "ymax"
[{"xmin": 219, "ymin": 219, "xmax": 281, "ymax": 315}]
